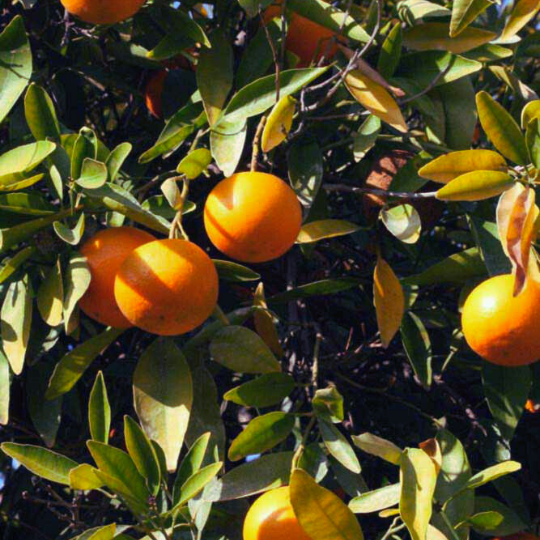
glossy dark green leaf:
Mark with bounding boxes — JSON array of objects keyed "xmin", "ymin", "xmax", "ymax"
[
  {"xmin": 46, "ymin": 328, "xmax": 124, "ymax": 400},
  {"xmin": 0, "ymin": 17, "xmax": 32, "ymax": 125},
  {"xmin": 89, "ymin": 372, "xmax": 111, "ymax": 444},
  {"xmin": 318, "ymin": 419, "xmax": 361, "ymax": 474},
  {"xmin": 473, "ymin": 497, "xmax": 526, "ymax": 536},
  {"xmin": 62, "ymin": 252, "xmax": 91, "ymax": 335},
  {"xmin": 378, "ymin": 23, "xmax": 402, "ymax": 78},
  {"xmin": 24, "ymin": 83, "xmax": 61, "ymax": 142},
  {"xmin": 106, "ymin": 142, "xmax": 132, "ymax": 182},
  {"xmin": 228, "ymin": 412, "xmax": 295, "ymax": 461},
  {"xmin": 0, "ymin": 192, "xmax": 53, "ymax": 215},
  {"xmin": 269, "ymin": 278, "xmax": 360, "ymax": 303},
  {"xmin": 213, "ymin": 260, "xmax": 261, "ymax": 282},
  {"xmin": 224, "ymin": 373, "xmax": 295, "ymax": 407},
  {"xmin": 124, "ymin": 415, "xmax": 161, "ymax": 496},
  {"xmin": 353, "ymin": 115, "xmax": 381, "ymax": 162},
  {"xmin": 210, "ymin": 326, "xmax": 281, "ymax": 374},
  {"xmin": 401, "ymin": 312, "xmax": 432, "ymax": 389},
  {"xmin": 288, "ymin": 138, "xmax": 324, "ymax": 208}
]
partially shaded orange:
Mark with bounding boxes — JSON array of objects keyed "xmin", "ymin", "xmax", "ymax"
[
  {"xmin": 79, "ymin": 227, "xmax": 155, "ymax": 328},
  {"xmin": 462, "ymin": 274, "xmax": 540, "ymax": 366},
  {"xmin": 204, "ymin": 172, "xmax": 302, "ymax": 263},
  {"xmin": 114, "ymin": 239, "xmax": 219, "ymax": 336},
  {"xmin": 243, "ymin": 487, "xmax": 312, "ymax": 540},
  {"xmin": 60, "ymin": 0, "xmax": 146, "ymax": 24}
]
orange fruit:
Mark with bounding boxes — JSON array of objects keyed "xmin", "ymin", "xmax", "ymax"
[
  {"xmin": 79, "ymin": 227, "xmax": 155, "ymax": 328},
  {"xmin": 114, "ymin": 239, "xmax": 219, "ymax": 336},
  {"xmin": 243, "ymin": 487, "xmax": 312, "ymax": 540},
  {"xmin": 493, "ymin": 534, "xmax": 540, "ymax": 540},
  {"xmin": 145, "ymin": 70, "xmax": 167, "ymax": 118},
  {"xmin": 525, "ymin": 400, "xmax": 539, "ymax": 413},
  {"xmin": 204, "ymin": 171, "xmax": 302, "ymax": 263},
  {"xmin": 462, "ymin": 274, "xmax": 540, "ymax": 366},
  {"xmin": 264, "ymin": 0, "xmax": 338, "ymax": 67},
  {"xmin": 60, "ymin": 0, "xmax": 146, "ymax": 24}
]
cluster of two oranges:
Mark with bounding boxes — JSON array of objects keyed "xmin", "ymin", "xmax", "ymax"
[{"xmin": 80, "ymin": 172, "xmax": 302, "ymax": 335}]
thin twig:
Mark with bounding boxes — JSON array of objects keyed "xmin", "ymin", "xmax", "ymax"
[{"xmin": 323, "ymin": 183, "xmax": 438, "ymax": 199}]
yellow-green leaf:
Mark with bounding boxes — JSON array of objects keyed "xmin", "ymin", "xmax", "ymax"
[
  {"xmin": 290, "ymin": 468, "xmax": 364, "ymax": 540},
  {"xmin": 261, "ymin": 95, "xmax": 296, "ymax": 153},
  {"xmin": 374, "ymin": 257, "xmax": 405, "ymax": 348},
  {"xmin": 37, "ymin": 257, "xmax": 64, "ymax": 327},
  {"xmin": 476, "ymin": 91, "xmax": 529, "ymax": 165},
  {"xmin": 69, "ymin": 464, "xmax": 104, "ymax": 490},
  {"xmin": 381, "ymin": 204, "xmax": 421, "ymax": 244},
  {"xmin": 253, "ymin": 283, "xmax": 283, "ymax": 356},
  {"xmin": 404, "ymin": 23, "xmax": 496, "ymax": 54},
  {"xmin": 500, "ymin": 0, "xmax": 540, "ymax": 42},
  {"xmin": 349, "ymin": 483, "xmax": 401, "ymax": 514},
  {"xmin": 521, "ymin": 100, "xmax": 540, "ymax": 129},
  {"xmin": 353, "ymin": 433, "xmax": 402, "ymax": 465},
  {"xmin": 450, "ymin": 0, "xmax": 494, "ymax": 38},
  {"xmin": 462, "ymin": 461, "xmax": 521, "ymax": 491},
  {"xmin": 436, "ymin": 171, "xmax": 514, "ymax": 201},
  {"xmin": 296, "ymin": 220, "xmax": 360, "ymax": 244},
  {"xmin": 400, "ymin": 448, "xmax": 438, "ymax": 540},
  {"xmin": 345, "ymin": 70, "xmax": 408, "ymax": 133},
  {"xmin": 418, "ymin": 150, "xmax": 507, "ymax": 184},
  {"xmin": 1, "ymin": 275, "xmax": 32, "ymax": 375}
]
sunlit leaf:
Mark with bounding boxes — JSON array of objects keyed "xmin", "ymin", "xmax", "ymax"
[
  {"xmin": 500, "ymin": 0, "xmax": 540, "ymax": 42},
  {"xmin": 297, "ymin": 220, "xmax": 360, "ymax": 244},
  {"xmin": 436, "ymin": 171, "xmax": 514, "ymax": 201},
  {"xmin": 353, "ymin": 433, "xmax": 402, "ymax": 465},
  {"xmin": 349, "ymin": 483, "xmax": 401, "ymax": 514},
  {"xmin": 381, "ymin": 204, "xmax": 421, "ymax": 244},
  {"xmin": 262, "ymin": 96, "xmax": 297, "ymax": 153}
]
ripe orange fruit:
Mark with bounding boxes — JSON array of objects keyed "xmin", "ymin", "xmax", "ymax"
[
  {"xmin": 79, "ymin": 227, "xmax": 156, "ymax": 328},
  {"xmin": 60, "ymin": 0, "xmax": 146, "ymax": 24},
  {"xmin": 114, "ymin": 239, "xmax": 219, "ymax": 336},
  {"xmin": 462, "ymin": 274, "xmax": 540, "ymax": 366},
  {"xmin": 243, "ymin": 487, "xmax": 312, "ymax": 540},
  {"xmin": 145, "ymin": 70, "xmax": 167, "ymax": 118},
  {"xmin": 204, "ymin": 172, "xmax": 302, "ymax": 263},
  {"xmin": 525, "ymin": 400, "xmax": 539, "ymax": 413},
  {"xmin": 493, "ymin": 533, "xmax": 540, "ymax": 540},
  {"xmin": 264, "ymin": 0, "xmax": 338, "ymax": 67}
]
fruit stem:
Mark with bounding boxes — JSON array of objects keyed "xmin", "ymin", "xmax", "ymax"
[{"xmin": 251, "ymin": 115, "xmax": 268, "ymax": 172}]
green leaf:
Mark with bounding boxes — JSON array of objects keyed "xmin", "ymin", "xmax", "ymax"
[
  {"xmin": 450, "ymin": 0, "xmax": 493, "ymax": 37},
  {"xmin": 27, "ymin": 363, "xmax": 61, "ymax": 447},
  {"xmin": 349, "ymin": 483, "xmax": 401, "ymax": 514},
  {"xmin": 24, "ymin": 83, "xmax": 61, "ymax": 142},
  {"xmin": 318, "ymin": 419, "xmax": 361, "ymax": 474},
  {"xmin": 288, "ymin": 137, "xmax": 324, "ymax": 208},
  {"xmin": 177, "ymin": 148, "xmax": 212, "ymax": 180},
  {"xmin": 395, "ymin": 52, "xmax": 482, "ymax": 90},
  {"xmin": 526, "ymin": 117, "xmax": 540, "ymax": 168},
  {"xmin": 0, "ymin": 16, "xmax": 32, "ymax": 125},
  {"xmin": 290, "ymin": 468, "xmax": 364, "ymax": 540},
  {"xmin": 402, "ymin": 248, "xmax": 486, "ymax": 286},
  {"xmin": 378, "ymin": 23, "xmax": 402, "ymax": 79},
  {"xmin": 0, "ymin": 141, "xmax": 56, "ymax": 191},
  {"xmin": 221, "ymin": 67, "xmax": 329, "ymax": 124},
  {"xmin": 124, "ymin": 415, "xmax": 161, "ymax": 496},
  {"xmin": 353, "ymin": 115, "xmax": 381, "ymax": 162},
  {"xmin": 37, "ymin": 257, "xmax": 64, "ymax": 326},
  {"xmin": 401, "ymin": 312, "xmax": 432, "ymax": 389},
  {"xmin": 71, "ymin": 524, "xmax": 116, "ymax": 540},
  {"xmin": 467, "ymin": 511, "xmax": 504, "ymax": 532},
  {"xmin": 228, "ymin": 412, "xmax": 295, "ymax": 461},
  {"xmin": 500, "ymin": 0, "xmax": 540, "ymax": 42},
  {"xmin": 400, "ymin": 448, "xmax": 438, "ymax": 540},
  {"xmin": 287, "ymin": 0, "xmax": 370, "ymax": 42},
  {"xmin": 224, "ymin": 373, "xmax": 295, "ymax": 408},
  {"xmin": 482, "ymin": 364, "xmax": 531, "ymax": 440},
  {"xmin": 476, "ymin": 91, "xmax": 529, "ymax": 165},
  {"xmin": 1, "ymin": 275, "xmax": 32, "ymax": 375},
  {"xmin": 71, "ymin": 132, "xmax": 96, "ymax": 181},
  {"xmin": 89, "ymin": 372, "xmax": 111, "ymax": 444},
  {"xmin": 46, "ymin": 328, "xmax": 124, "ymax": 400},
  {"xmin": 313, "ymin": 386, "xmax": 344, "ymax": 422},
  {"xmin": 139, "ymin": 102, "xmax": 206, "ymax": 164},
  {"xmin": 87, "ymin": 441, "xmax": 150, "ymax": 515},
  {"xmin": 1, "ymin": 443, "xmax": 77, "ymax": 484},
  {"xmin": 106, "ymin": 142, "xmax": 132, "ymax": 181},
  {"xmin": 173, "ymin": 461, "xmax": 222, "ymax": 509},
  {"xmin": 213, "ymin": 260, "xmax": 260, "ymax": 282},
  {"xmin": 436, "ymin": 171, "xmax": 514, "ymax": 201},
  {"xmin": 53, "ymin": 212, "xmax": 85, "ymax": 246},
  {"xmin": 69, "ymin": 463, "xmax": 104, "ymax": 491},
  {"xmin": 133, "ymin": 338, "xmax": 193, "ymax": 472},
  {"xmin": 0, "ymin": 192, "xmax": 54, "ymax": 215},
  {"xmin": 210, "ymin": 326, "xmax": 281, "ymax": 374},
  {"xmin": 205, "ymin": 452, "xmax": 293, "ymax": 501},
  {"xmin": 463, "ymin": 462, "xmax": 521, "ymax": 491},
  {"xmin": 0, "ymin": 246, "xmax": 35, "ymax": 285},
  {"xmin": 197, "ymin": 30, "xmax": 234, "ymax": 126},
  {"xmin": 76, "ymin": 159, "xmax": 108, "ymax": 189},
  {"xmin": 269, "ymin": 278, "xmax": 360, "ymax": 303},
  {"xmin": 381, "ymin": 204, "xmax": 421, "ymax": 244},
  {"xmin": 468, "ymin": 216, "xmax": 511, "ymax": 277},
  {"xmin": 0, "ymin": 351, "xmax": 9, "ymax": 425},
  {"xmin": 62, "ymin": 252, "xmax": 91, "ymax": 335},
  {"xmin": 473, "ymin": 497, "xmax": 526, "ymax": 536},
  {"xmin": 85, "ymin": 183, "xmax": 170, "ymax": 234},
  {"xmin": 297, "ymin": 220, "xmax": 360, "ymax": 244},
  {"xmin": 352, "ymin": 433, "xmax": 402, "ymax": 465},
  {"xmin": 210, "ymin": 117, "xmax": 247, "ymax": 177},
  {"xmin": 173, "ymin": 432, "xmax": 211, "ymax": 504}
]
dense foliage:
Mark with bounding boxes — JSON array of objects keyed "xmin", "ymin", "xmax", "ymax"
[{"xmin": 0, "ymin": 1, "xmax": 539, "ymax": 540}]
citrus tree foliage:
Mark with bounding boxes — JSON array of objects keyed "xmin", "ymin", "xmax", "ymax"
[{"xmin": 0, "ymin": 1, "xmax": 540, "ymax": 539}]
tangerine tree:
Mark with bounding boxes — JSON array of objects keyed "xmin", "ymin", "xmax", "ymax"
[{"xmin": 0, "ymin": 1, "xmax": 540, "ymax": 540}]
